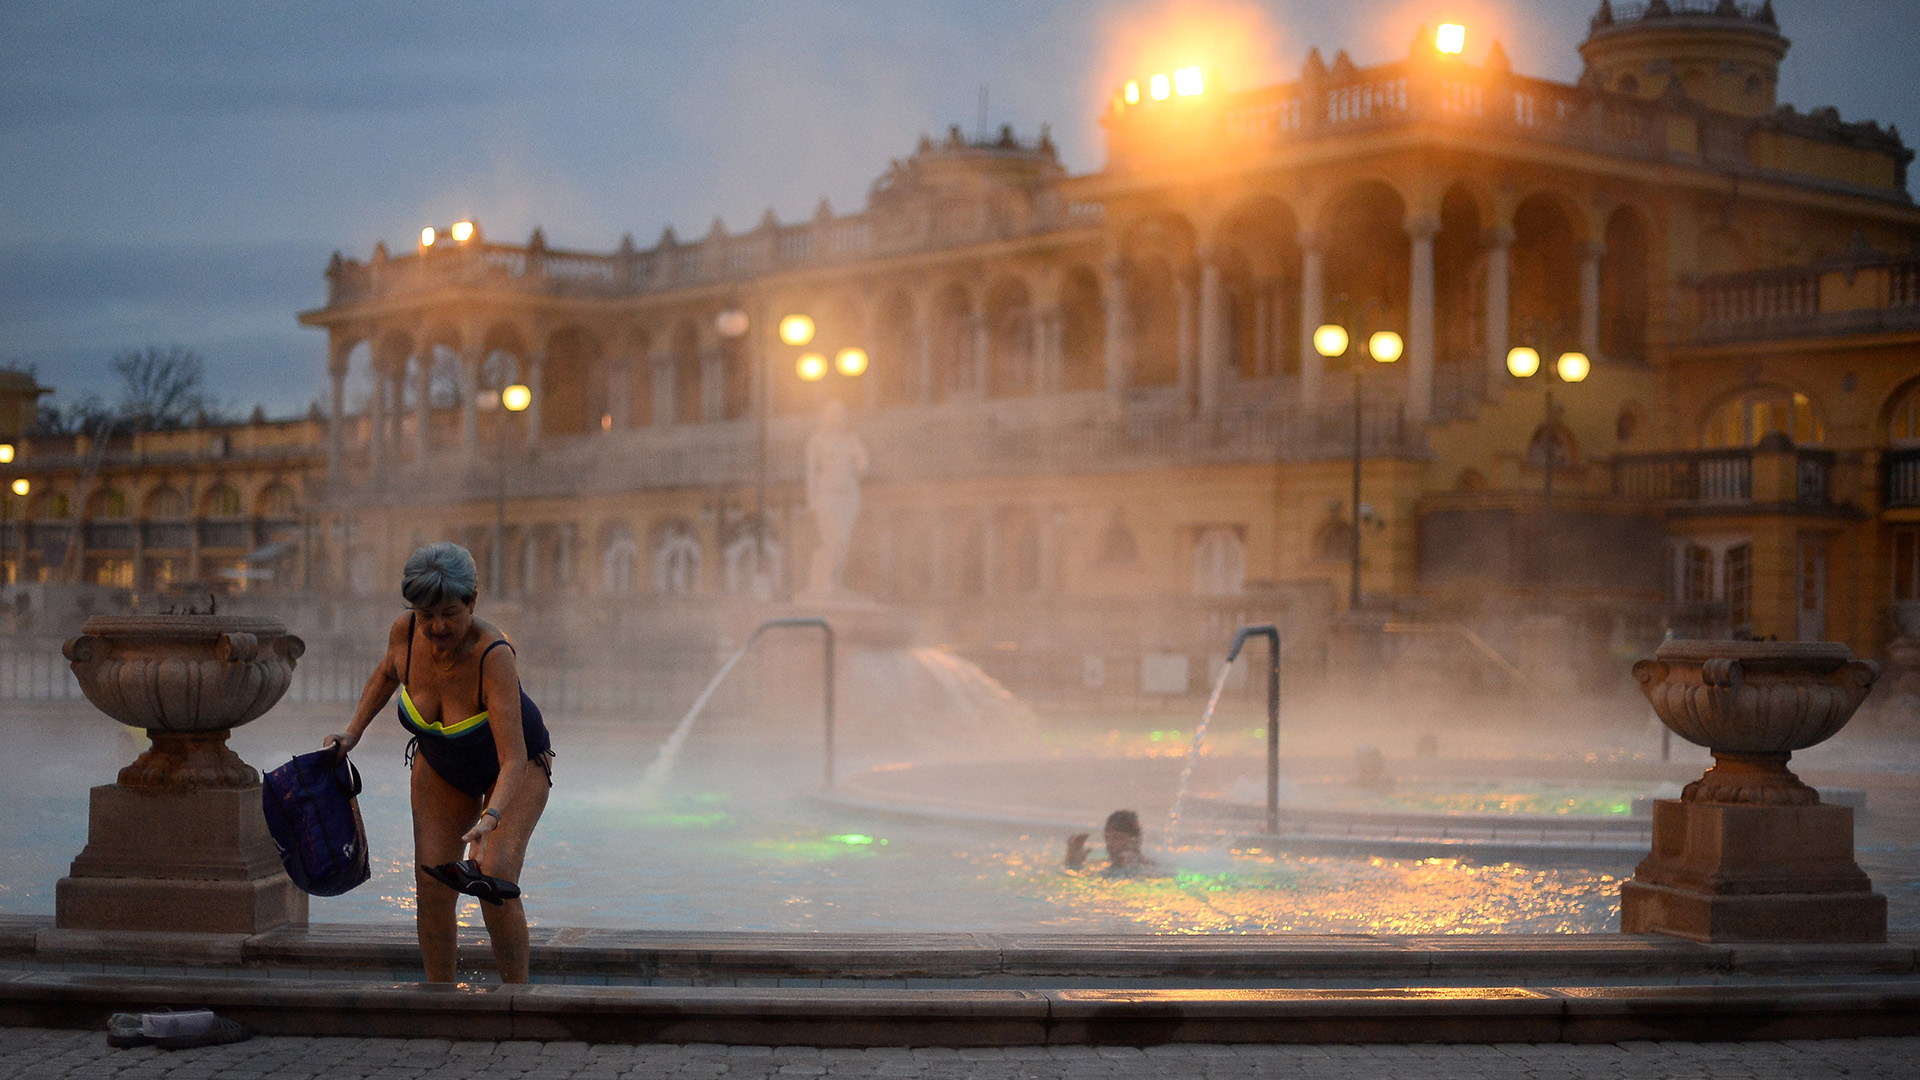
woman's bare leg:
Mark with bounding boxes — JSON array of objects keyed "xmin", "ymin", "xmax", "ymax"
[
  {"xmin": 475, "ymin": 758, "xmax": 550, "ymax": 984},
  {"xmin": 411, "ymin": 756, "xmax": 480, "ymax": 983}
]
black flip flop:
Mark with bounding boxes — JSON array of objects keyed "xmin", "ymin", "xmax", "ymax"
[{"xmin": 421, "ymin": 859, "xmax": 521, "ymax": 905}]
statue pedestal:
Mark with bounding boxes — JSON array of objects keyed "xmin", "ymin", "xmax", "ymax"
[
  {"xmin": 1621, "ymin": 798, "xmax": 1884, "ymax": 943},
  {"xmin": 55, "ymin": 782, "xmax": 307, "ymax": 934}
]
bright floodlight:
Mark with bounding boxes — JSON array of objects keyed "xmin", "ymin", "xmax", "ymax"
[
  {"xmin": 451, "ymin": 221, "xmax": 475, "ymax": 242},
  {"xmin": 796, "ymin": 353, "xmax": 828, "ymax": 381},
  {"xmin": 1174, "ymin": 66, "xmax": 1204, "ymax": 96},
  {"xmin": 1124, "ymin": 80, "xmax": 1141, "ymax": 105},
  {"xmin": 835, "ymin": 347, "xmax": 869, "ymax": 377},
  {"xmin": 1506, "ymin": 346, "xmax": 1541, "ymax": 378},
  {"xmin": 1437, "ymin": 23, "xmax": 1466, "ymax": 55},
  {"xmin": 1312, "ymin": 324, "xmax": 1350, "ymax": 358},
  {"xmin": 1368, "ymin": 330, "xmax": 1404, "ymax": 363},
  {"xmin": 501, "ymin": 384, "xmax": 532, "ymax": 412},
  {"xmin": 0, "ymin": 444, "xmax": 12, "ymax": 465},
  {"xmin": 420, "ymin": 227, "xmax": 436, "ymax": 248},
  {"xmin": 1150, "ymin": 73, "xmax": 1171, "ymax": 101},
  {"xmin": 1557, "ymin": 352, "xmax": 1591, "ymax": 383},
  {"xmin": 10, "ymin": 479, "xmax": 27, "ymax": 497},
  {"xmin": 779, "ymin": 314, "xmax": 816, "ymax": 346},
  {"xmin": 715, "ymin": 309, "xmax": 750, "ymax": 338}
]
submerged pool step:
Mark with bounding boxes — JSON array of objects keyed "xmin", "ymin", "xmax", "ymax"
[{"xmin": 7, "ymin": 968, "xmax": 1920, "ymax": 1046}]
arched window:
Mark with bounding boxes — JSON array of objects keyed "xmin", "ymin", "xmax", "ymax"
[
  {"xmin": 36, "ymin": 491, "xmax": 72, "ymax": 519},
  {"xmin": 1057, "ymin": 266, "xmax": 1105, "ymax": 391},
  {"xmin": 204, "ymin": 485, "xmax": 243, "ymax": 518},
  {"xmin": 1097, "ymin": 509, "xmax": 1138, "ymax": 567},
  {"xmin": 1701, "ymin": 388, "xmax": 1825, "ymax": 448},
  {"xmin": 1526, "ymin": 423, "xmax": 1577, "ymax": 468},
  {"xmin": 722, "ymin": 531, "xmax": 782, "ymax": 597},
  {"xmin": 602, "ymin": 525, "xmax": 639, "ymax": 595},
  {"xmin": 87, "ymin": 488, "xmax": 129, "ymax": 519},
  {"xmin": 144, "ymin": 486, "xmax": 188, "ymax": 518},
  {"xmin": 1889, "ymin": 383, "xmax": 1920, "ymax": 445},
  {"xmin": 651, "ymin": 519, "xmax": 701, "ymax": 595},
  {"xmin": 257, "ymin": 482, "xmax": 297, "ymax": 517},
  {"xmin": 1192, "ymin": 527, "xmax": 1246, "ymax": 596}
]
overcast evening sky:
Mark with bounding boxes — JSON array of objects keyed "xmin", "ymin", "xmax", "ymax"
[{"xmin": 2, "ymin": 1, "xmax": 1915, "ymax": 419}]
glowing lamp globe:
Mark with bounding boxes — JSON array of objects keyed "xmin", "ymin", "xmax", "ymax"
[
  {"xmin": 0, "ymin": 443, "xmax": 12, "ymax": 464},
  {"xmin": 1437, "ymin": 24, "xmax": 1466, "ymax": 55},
  {"xmin": 1124, "ymin": 80, "xmax": 1141, "ymax": 105},
  {"xmin": 501, "ymin": 384, "xmax": 532, "ymax": 412},
  {"xmin": 1150, "ymin": 73, "xmax": 1171, "ymax": 101},
  {"xmin": 10, "ymin": 479, "xmax": 27, "ymax": 497},
  {"xmin": 1312, "ymin": 324, "xmax": 1350, "ymax": 358},
  {"xmin": 420, "ymin": 227, "xmax": 436, "ymax": 248},
  {"xmin": 1557, "ymin": 352, "xmax": 1591, "ymax": 383},
  {"xmin": 779, "ymin": 314, "xmax": 816, "ymax": 347},
  {"xmin": 451, "ymin": 221, "xmax": 475, "ymax": 242},
  {"xmin": 797, "ymin": 353, "xmax": 827, "ymax": 381},
  {"xmin": 1174, "ymin": 67, "xmax": 1204, "ymax": 96},
  {"xmin": 1507, "ymin": 347, "xmax": 1541, "ymax": 379},
  {"xmin": 1368, "ymin": 330, "xmax": 1404, "ymax": 363},
  {"xmin": 834, "ymin": 348, "xmax": 869, "ymax": 377}
]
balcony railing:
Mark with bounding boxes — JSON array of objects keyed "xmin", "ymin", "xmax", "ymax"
[
  {"xmin": 1613, "ymin": 448, "xmax": 1835, "ymax": 507},
  {"xmin": 1689, "ymin": 254, "xmax": 1920, "ymax": 345},
  {"xmin": 1888, "ymin": 447, "xmax": 1920, "ymax": 508}
]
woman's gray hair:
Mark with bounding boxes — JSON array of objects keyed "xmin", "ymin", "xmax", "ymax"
[{"xmin": 401, "ymin": 542, "xmax": 478, "ymax": 607}]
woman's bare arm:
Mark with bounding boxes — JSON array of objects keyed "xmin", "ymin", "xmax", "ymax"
[{"xmin": 325, "ymin": 615, "xmax": 407, "ymax": 757}]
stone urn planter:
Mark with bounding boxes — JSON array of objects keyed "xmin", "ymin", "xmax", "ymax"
[
  {"xmin": 1622, "ymin": 639, "xmax": 1884, "ymax": 943},
  {"xmin": 56, "ymin": 614, "xmax": 309, "ymax": 935}
]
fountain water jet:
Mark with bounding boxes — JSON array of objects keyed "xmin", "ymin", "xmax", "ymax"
[{"xmin": 1164, "ymin": 656, "xmax": 1236, "ymax": 849}]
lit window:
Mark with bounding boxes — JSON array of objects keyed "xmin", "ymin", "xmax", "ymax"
[
  {"xmin": 1149, "ymin": 73, "xmax": 1171, "ymax": 101},
  {"xmin": 1173, "ymin": 67, "xmax": 1204, "ymax": 97},
  {"xmin": 1702, "ymin": 389, "xmax": 1825, "ymax": 448},
  {"xmin": 1890, "ymin": 383, "xmax": 1920, "ymax": 444}
]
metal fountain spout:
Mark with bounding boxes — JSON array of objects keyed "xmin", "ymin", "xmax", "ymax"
[{"xmin": 1228, "ymin": 624, "xmax": 1282, "ymax": 836}]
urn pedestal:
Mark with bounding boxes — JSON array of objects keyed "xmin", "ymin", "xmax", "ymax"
[
  {"xmin": 1623, "ymin": 640, "xmax": 1884, "ymax": 943},
  {"xmin": 56, "ymin": 615, "xmax": 309, "ymax": 935}
]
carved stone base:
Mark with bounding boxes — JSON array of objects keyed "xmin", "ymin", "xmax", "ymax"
[
  {"xmin": 56, "ymin": 783, "xmax": 306, "ymax": 934},
  {"xmin": 1621, "ymin": 798, "xmax": 1885, "ymax": 943},
  {"xmin": 1681, "ymin": 751, "xmax": 1819, "ymax": 806},
  {"xmin": 116, "ymin": 730, "xmax": 259, "ymax": 790}
]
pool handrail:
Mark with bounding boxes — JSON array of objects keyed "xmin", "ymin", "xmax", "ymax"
[
  {"xmin": 1227, "ymin": 624, "xmax": 1281, "ymax": 836},
  {"xmin": 748, "ymin": 617, "xmax": 836, "ymax": 789}
]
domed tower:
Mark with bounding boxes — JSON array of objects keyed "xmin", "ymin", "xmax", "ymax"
[{"xmin": 1580, "ymin": 0, "xmax": 1788, "ymax": 116}]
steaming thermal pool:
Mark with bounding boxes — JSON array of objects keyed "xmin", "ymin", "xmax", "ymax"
[{"xmin": 6, "ymin": 703, "xmax": 1920, "ymax": 935}]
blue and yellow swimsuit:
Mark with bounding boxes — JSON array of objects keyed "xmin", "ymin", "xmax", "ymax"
[{"xmin": 398, "ymin": 617, "xmax": 553, "ymax": 799}]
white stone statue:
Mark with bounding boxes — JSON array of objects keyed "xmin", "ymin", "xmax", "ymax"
[{"xmin": 803, "ymin": 400, "xmax": 869, "ymax": 597}]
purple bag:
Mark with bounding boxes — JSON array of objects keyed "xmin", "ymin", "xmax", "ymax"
[{"xmin": 261, "ymin": 749, "xmax": 371, "ymax": 896}]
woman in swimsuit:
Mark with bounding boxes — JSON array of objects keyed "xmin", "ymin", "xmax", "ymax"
[{"xmin": 324, "ymin": 542, "xmax": 554, "ymax": 984}]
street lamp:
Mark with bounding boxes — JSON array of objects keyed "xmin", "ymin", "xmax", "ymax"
[
  {"xmin": 1505, "ymin": 343, "xmax": 1589, "ymax": 506},
  {"xmin": 0, "ymin": 443, "xmax": 13, "ymax": 465},
  {"xmin": 1314, "ymin": 307, "xmax": 1403, "ymax": 612},
  {"xmin": 478, "ymin": 382, "xmax": 531, "ymax": 593}
]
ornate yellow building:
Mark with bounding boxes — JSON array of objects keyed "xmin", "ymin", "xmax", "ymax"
[{"xmin": 10, "ymin": 3, "xmax": 1920, "ymax": 693}]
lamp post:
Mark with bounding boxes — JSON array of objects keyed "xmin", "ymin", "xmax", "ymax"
[
  {"xmin": 478, "ymin": 382, "xmax": 531, "ymax": 594},
  {"xmin": 1313, "ymin": 308, "xmax": 1403, "ymax": 612},
  {"xmin": 1504, "ymin": 343, "xmax": 1590, "ymax": 507}
]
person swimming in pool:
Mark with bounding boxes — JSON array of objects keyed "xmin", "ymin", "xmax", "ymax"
[
  {"xmin": 1065, "ymin": 810, "xmax": 1160, "ymax": 876},
  {"xmin": 324, "ymin": 542, "xmax": 553, "ymax": 984}
]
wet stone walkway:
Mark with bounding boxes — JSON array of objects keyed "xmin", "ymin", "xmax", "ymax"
[{"xmin": 2, "ymin": 1029, "xmax": 1914, "ymax": 1079}]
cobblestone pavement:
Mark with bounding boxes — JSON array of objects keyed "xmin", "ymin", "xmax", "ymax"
[{"xmin": 2, "ymin": 1029, "xmax": 1916, "ymax": 1079}]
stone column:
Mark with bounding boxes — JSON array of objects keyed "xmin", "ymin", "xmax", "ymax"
[
  {"xmin": 1580, "ymin": 240, "xmax": 1605, "ymax": 360},
  {"xmin": 1033, "ymin": 303, "xmax": 1062, "ymax": 393},
  {"xmin": 1484, "ymin": 225, "xmax": 1513, "ymax": 401},
  {"xmin": 1102, "ymin": 257, "xmax": 1130, "ymax": 397},
  {"xmin": 414, "ymin": 345, "xmax": 433, "ymax": 464},
  {"xmin": 459, "ymin": 342, "xmax": 481, "ymax": 455},
  {"xmin": 913, "ymin": 295, "xmax": 935, "ymax": 405},
  {"xmin": 1299, "ymin": 235, "xmax": 1325, "ymax": 411},
  {"xmin": 524, "ymin": 350, "xmax": 545, "ymax": 448},
  {"xmin": 1406, "ymin": 214, "xmax": 1439, "ymax": 425},
  {"xmin": 1176, "ymin": 267, "xmax": 1198, "ymax": 409},
  {"xmin": 368, "ymin": 363, "xmax": 388, "ymax": 478},
  {"xmin": 1254, "ymin": 282, "xmax": 1275, "ymax": 379},
  {"xmin": 326, "ymin": 343, "xmax": 347, "ymax": 484},
  {"xmin": 607, "ymin": 359, "xmax": 631, "ymax": 430},
  {"xmin": 1196, "ymin": 248, "xmax": 1226, "ymax": 416},
  {"xmin": 970, "ymin": 311, "xmax": 990, "ymax": 395}
]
